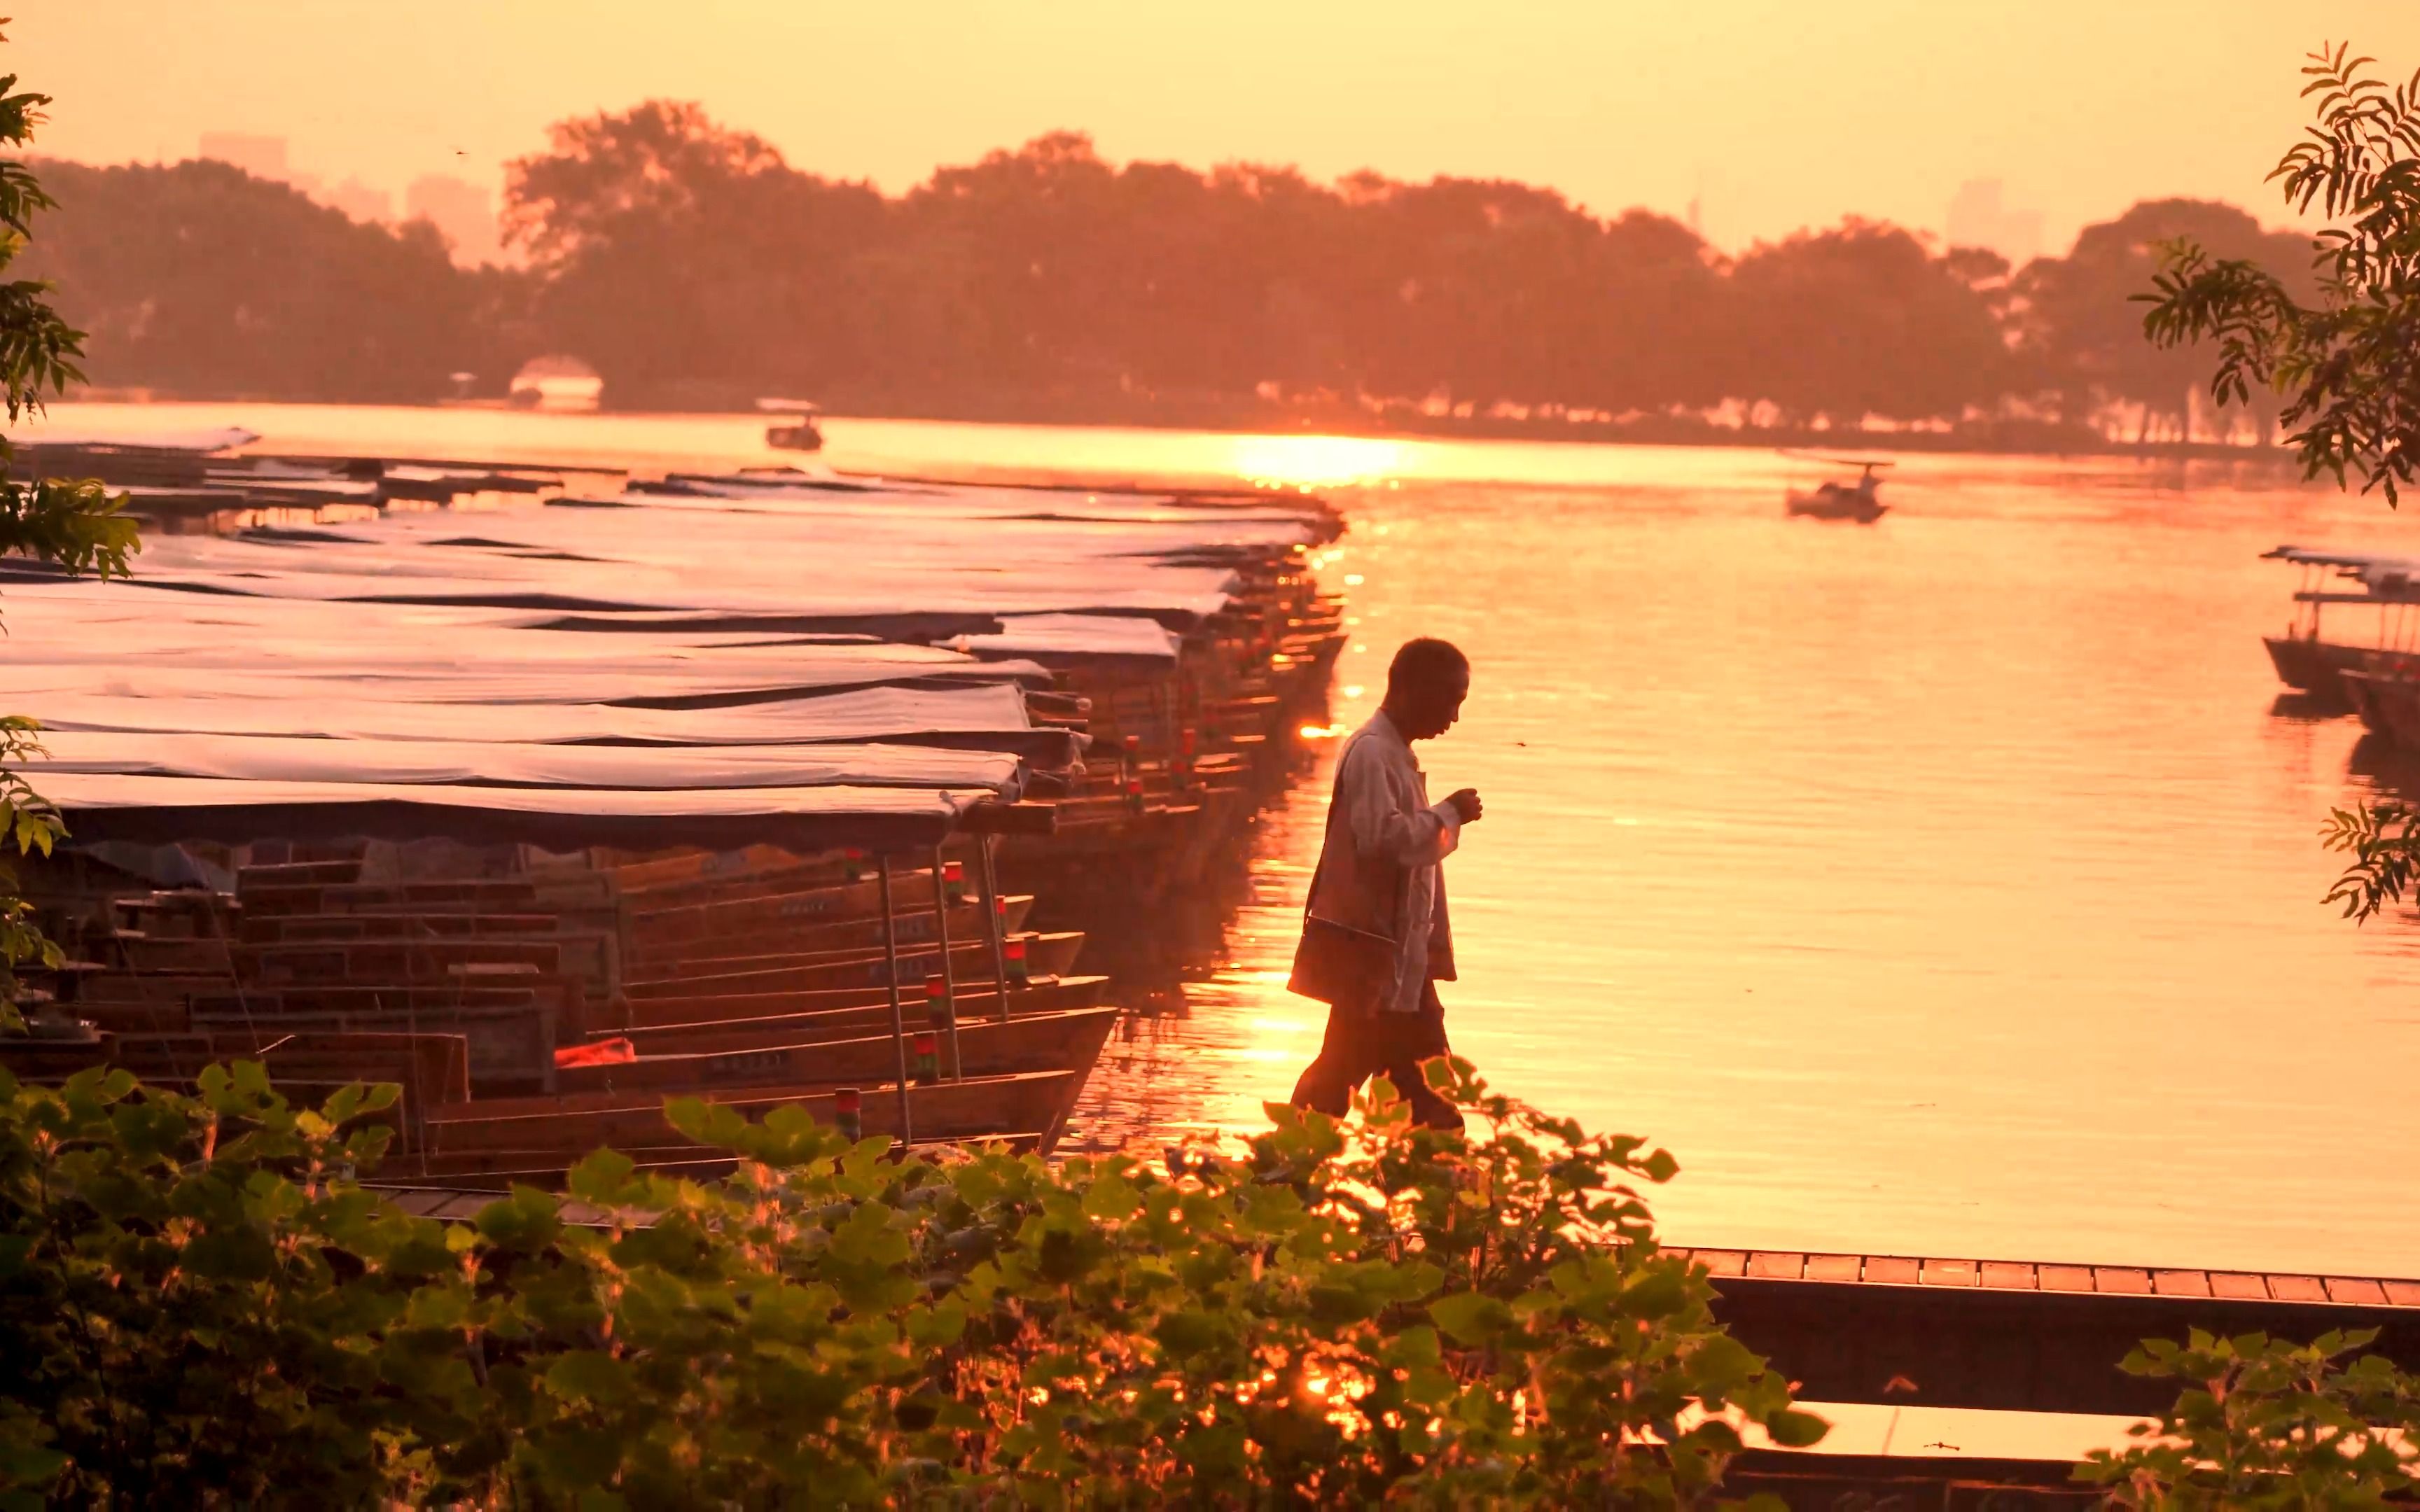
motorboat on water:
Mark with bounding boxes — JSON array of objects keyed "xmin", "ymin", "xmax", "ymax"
[
  {"xmin": 1784, "ymin": 455, "xmax": 1891, "ymax": 523},
  {"xmin": 758, "ymin": 397, "xmax": 823, "ymax": 451},
  {"xmin": 2259, "ymin": 545, "xmax": 2420, "ymax": 713}
]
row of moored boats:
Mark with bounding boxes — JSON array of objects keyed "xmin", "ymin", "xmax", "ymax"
[{"xmin": 0, "ymin": 442, "xmax": 1348, "ymax": 1183}]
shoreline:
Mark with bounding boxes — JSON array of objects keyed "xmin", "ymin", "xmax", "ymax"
[{"xmin": 58, "ymin": 388, "xmax": 2302, "ymax": 467}]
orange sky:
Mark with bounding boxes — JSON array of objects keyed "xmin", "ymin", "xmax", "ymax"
[{"xmin": 14, "ymin": 1, "xmax": 2418, "ymax": 253}]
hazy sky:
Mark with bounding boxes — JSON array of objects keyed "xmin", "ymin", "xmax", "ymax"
[{"xmin": 14, "ymin": 1, "xmax": 2419, "ymax": 252}]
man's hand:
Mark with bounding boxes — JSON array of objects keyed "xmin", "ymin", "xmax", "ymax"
[{"xmin": 1445, "ymin": 788, "xmax": 1483, "ymax": 825}]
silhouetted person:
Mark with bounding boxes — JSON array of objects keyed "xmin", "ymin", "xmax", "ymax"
[{"xmin": 1288, "ymin": 638, "xmax": 1481, "ymax": 1130}]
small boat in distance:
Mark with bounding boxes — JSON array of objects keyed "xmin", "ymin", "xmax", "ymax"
[
  {"xmin": 1785, "ymin": 455, "xmax": 1892, "ymax": 523},
  {"xmin": 757, "ymin": 397, "xmax": 824, "ymax": 451}
]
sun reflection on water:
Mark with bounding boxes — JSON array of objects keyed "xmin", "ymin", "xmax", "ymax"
[{"xmin": 1227, "ymin": 433, "xmax": 1406, "ymax": 489}]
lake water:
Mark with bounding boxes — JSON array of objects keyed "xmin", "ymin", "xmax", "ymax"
[{"xmin": 26, "ymin": 402, "xmax": 2420, "ymax": 1279}]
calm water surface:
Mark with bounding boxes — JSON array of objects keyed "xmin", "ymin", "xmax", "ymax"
[{"xmin": 32, "ymin": 402, "xmax": 2420, "ymax": 1277}]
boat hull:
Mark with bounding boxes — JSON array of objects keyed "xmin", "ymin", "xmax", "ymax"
[
  {"xmin": 557, "ymin": 1005, "xmax": 1121, "ymax": 1093},
  {"xmin": 612, "ymin": 972, "xmax": 1109, "ymax": 1031},
  {"xmin": 2262, "ymin": 634, "xmax": 2364, "ymax": 706},
  {"xmin": 622, "ymin": 931, "xmax": 1083, "ymax": 1000},
  {"xmin": 411, "ymin": 1068, "xmax": 1080, "ymax": 1175},
  {"xmin": 1785, "ymin": 492, "xmax": 1887, "ymax": 524}
]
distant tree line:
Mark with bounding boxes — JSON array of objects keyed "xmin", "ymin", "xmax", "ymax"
[{"xmin": 17, "ymin": 102, "xmax": 2320, "ymax": 442}]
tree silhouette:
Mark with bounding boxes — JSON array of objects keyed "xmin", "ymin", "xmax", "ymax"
[
  {"xmin": 19, "ymin": 159, "xmax": 483, "ymax": 402},
  {"xmin": 2019, "ymin": 198, "xmax": 2313, "ymax": 442},
  {"xmin": 4, "ymin": 97, "xmax": 2322, "ymax": 446}
]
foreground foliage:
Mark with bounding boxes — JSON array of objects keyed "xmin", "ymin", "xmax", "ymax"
[
  {"xmin": 0, "ymin": 36, "xmax": 137, "ymax": 1026},
  {"xmin": 0, "ymin": 1058, "xmax": 1825, "ymax": 1508},
  {"xmin": 2140, "ymin": 42, "xmax": 2420, "ymax": 923},
  {"xmin": 2082, "ymin": 1329, "xmax": 2420, "ymax": 1506},
  {"xmin": 2143, "ymin": 43, "xmax": 2420, "ymax": 502}
]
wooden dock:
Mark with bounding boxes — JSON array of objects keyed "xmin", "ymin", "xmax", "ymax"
[{"xmin": 1673, "ymin": 1245, "xmax": 2420, "ymax": 1415}]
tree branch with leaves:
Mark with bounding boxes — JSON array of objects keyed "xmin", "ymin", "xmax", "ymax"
[
  {"xmin": 2142, "ymin": 43, "xmax": 2420, "ymax": 503},
  {"xmin": 0, "ymin": 37, "xmax": 139, "ymax": 1026},
  {"xmin": 2141, "ymin": 44, "xmax": 2420, "ymax": 920}
]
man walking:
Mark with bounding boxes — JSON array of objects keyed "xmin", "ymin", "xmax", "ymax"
[{"xmin": 1288, "ymin": 637, "xmax": 1481, "ymax": 1129}]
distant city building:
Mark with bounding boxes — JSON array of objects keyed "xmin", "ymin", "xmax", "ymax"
[
  {"xmin": 196, "ymin": 131, "xmax": 290, "ymax": 181},
  {"xmin": 197, "ymin": 131, "xmax": 413, "ymax": 225},
  {"xmin": 1946, "ymin": 178, "xmax": 2043, "ymax": 270},
  {"xmin": 405, "ymin": 173, "xmax": 505, "ymax": 265},
  {"xmin": 320, "ymin": 176, "xmax": 392, "ymax": 225}
]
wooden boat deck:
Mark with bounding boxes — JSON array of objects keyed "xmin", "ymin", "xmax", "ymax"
[
  {"xmin": 1674, "ymin": 1243, "xmax": 2420, "ymax": 1415},
  {"xmin": 1670, "ymin": 1245, "xmax": 2420, "ymax": 1306}
]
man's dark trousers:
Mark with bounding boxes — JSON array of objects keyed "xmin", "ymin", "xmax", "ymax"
[{"xmin": 1288, "ymin": 980, "xmax": 1464, "ymax": 1130}]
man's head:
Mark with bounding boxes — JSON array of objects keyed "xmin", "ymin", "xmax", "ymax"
[{"xmin": 1381, "ymin": 637, "xmax": 1470, "ymax": 741}]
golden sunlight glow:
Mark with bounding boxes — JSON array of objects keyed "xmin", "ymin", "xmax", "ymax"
[{"xmin": 1227, "ymin": 434, "xmax": 1406, "ymax": 490}]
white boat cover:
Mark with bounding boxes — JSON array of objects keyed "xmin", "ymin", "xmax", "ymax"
[
  {"xmin": 0, "ymin": 470, "xmax": 1328, "ymax": 847},
  {"xmin": 4, "ymin": 421, "xmax": 262, "ymax": 453},
  {"xmin": 42, "ymin": 771, "xmax": 987, "ymax": 853},
  {"xmin": 15, "ymin": 681, "xmax": 1045, "ymax": 743},
  {"xmin": 20, "ymin": 730, "xmax": 1025, "ymax": 797},
  {"xmin": 2265, "ymin": 545, "xmax": 2420, "ymax": 596},
  {"xmin": 949, "ymin": 612, "xmax": 1183, "ymax": 662}
]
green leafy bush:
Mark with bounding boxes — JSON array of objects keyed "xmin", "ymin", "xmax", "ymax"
[
  {"xmin": 0, "ymin": 1057, "xmax": 1823, "ymax": 1508},
  {"xmin": 2080, "ymin": 1329, "xmax": 2420, "ymax": 1506}
]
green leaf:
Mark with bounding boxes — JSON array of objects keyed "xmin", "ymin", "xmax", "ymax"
[
  {"xmin": 1428, "ymin": 1292, "xmax": 1515, "ymax": 1345},
  {"xmin": 1765, "ymin": 1407, "xmax": 1830, "ymax": 1448},
  {"xmin": 543, "ymin": 1350, "xmax": 632, "ymax": 1407}
]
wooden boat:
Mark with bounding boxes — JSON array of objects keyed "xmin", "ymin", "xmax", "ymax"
[
  {"xmin": 626, "ymin": 893, "xmax": 1036, "ymax": 970},
  {"xmin": 1, "ymin": 1026, "xmax": 471, "ymax": 1107},
  {"xmin": 623, "ymin": 865, "xmax": 964, "ymax": 930},
  {"xmin": 756, "ymin": 398, "xmax": 823, "ymax": 452},
  {"xmin": 394, "ymin": 1131, "xmax": 1050, "ymax": 1190},
  {"xmin": 2264, "ymin": 634, "xmax": 2366, "ymax": 706},
  {"xmin": 2350, "ymin": 665, "xmax": 2420, "ymax": 748},
  {"xmin": 2258, "ymin": 547, "xmax": 2420, "ymax": 708},
  {"xmin": 611, "ymin": 972, "xmax": 1108, "ymax": 1032},
  {"xmin": 621, "ymin": 932, "xmax": 1083, "ymax": 1000},
  {"xmin": 408, "ymin": 1068, "xmax": 1080, "ymax": 1175},
  {"xmin": 188, "ymin": 998, "xmax": 562, "ymax": 1091},
  {"xmin": 554, "ymin": 1004, "xmax": 1120, "ymax": 1094},
  {"xmin": 2341, "ymin": 667, "xmax": 2394, "ymax": 734}
]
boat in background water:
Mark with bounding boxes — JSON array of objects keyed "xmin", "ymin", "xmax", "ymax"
[
  {"xmin": 2258, "ymin": 546, "xmax": 2420, "ymax": 709},
  {"xmin": 1784, "ymin": 454, "xmax": 1891, "ymax": 523},
  {"xmin": 758, "ymin": 396, "xmax": 824, "ymax": 451}
]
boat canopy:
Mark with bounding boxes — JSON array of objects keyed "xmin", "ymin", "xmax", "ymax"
[
  {"xmin": 2, "ymin": 421, "xmax": 261, "ymax": 453},
  {"xmin": 19, "ymin": 730, "xmax": 1027, "ymax": 798},
  {"xmin": 43, "ymin": 772, "xmax": 988, "ymax": 853},
  {"xmin": 2265, "ymin": 545, "xmax": 2420, "ymax": 599},
  {"xmin": 0, "ymin": 471, "xmax": 1333, "ymax": 850},
  {"xmin": 947, "ymin": 612, "xmax": 1183, "ymax": 664}
]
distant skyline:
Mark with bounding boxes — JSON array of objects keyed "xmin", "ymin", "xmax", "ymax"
[
  {"xmin": 191, "ymin": 130, "xmax": 503, "ymax": 265},
  {"xmin": 15, "ymin": 1, "xmax": 2418, "ymax": 253}
]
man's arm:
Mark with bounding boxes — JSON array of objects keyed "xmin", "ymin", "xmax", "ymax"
[{"xmin": 1342, "ymin": 741, "xmax": 1461, "ymax": 866}]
